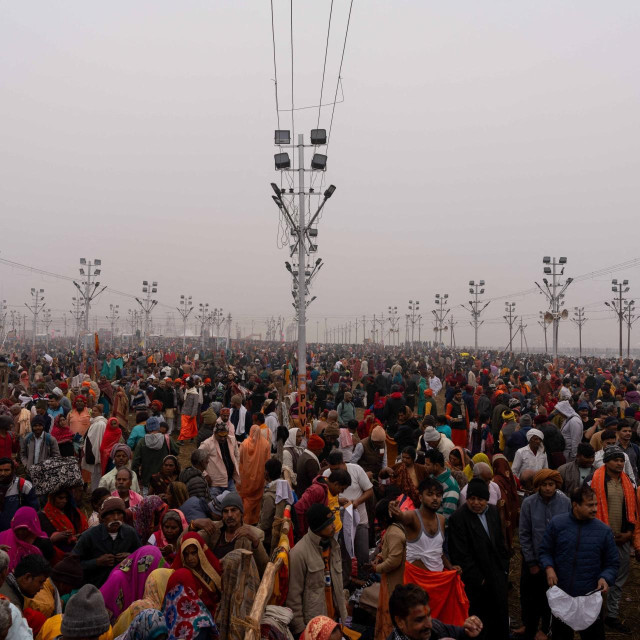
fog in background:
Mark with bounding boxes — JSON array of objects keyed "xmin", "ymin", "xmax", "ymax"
[{"xmin": 1, "ymin": 1, "xmax": 639, "ymax": 350}]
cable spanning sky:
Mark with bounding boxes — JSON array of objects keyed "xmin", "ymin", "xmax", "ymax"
[{"xmin": 0, "ymin": 1, "xmax": 639, "ymax": 350}]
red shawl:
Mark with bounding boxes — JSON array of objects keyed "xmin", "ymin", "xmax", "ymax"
[
  {"xmin": 42, "ymin": 500, "xmax": 88, "ymax": 539},
  {"xmin": 100, "ymin": 418, "xmax": 122, "ymax": 475}
]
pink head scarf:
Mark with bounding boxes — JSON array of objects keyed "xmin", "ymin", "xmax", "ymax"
[{"xmin": 0, "ymin": 506, "xmax": 48, "ymax": 571}]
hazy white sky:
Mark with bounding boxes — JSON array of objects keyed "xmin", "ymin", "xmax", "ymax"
[{"xmin": 1, "ymin": 1, "xmax": 639, "ymax": 349}]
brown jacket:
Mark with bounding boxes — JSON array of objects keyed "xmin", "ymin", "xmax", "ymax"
[
  {"xmin": 258, "ymin": 483, "xmax": 288, "ymax": 553},
  {"xmin": 286, "ymin": 529, "xmax": 347, "ymax": 634},
  {"xmin": 376, "ymin": 522, "xmax": 406, "ymax": 594},
  {"xmin": 198, "ymin": 522, "xmax": 269, "ymax": 576}
]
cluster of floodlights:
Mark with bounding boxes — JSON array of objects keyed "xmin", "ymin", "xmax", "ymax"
[{"xmin": 274, "ymin": 129, "xmax": 328, "ymax": 171}]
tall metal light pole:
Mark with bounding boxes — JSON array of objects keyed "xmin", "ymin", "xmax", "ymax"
[
  {"xmin": 462, "ymin": 281, "xmax": 489, "ymax": 351},
  {"xmin": 535, "ymin": 257, "xmax": 573, "ymax": 361},
  {"xmin": 504, "ymin": 302, "xmax": 517, "ymax": 352},
  {"xmin": 623, "ymin": 300, "xmax": 637, "ymax": 358},
  {"xmin": 106, "ymin": 304, "xmax": 120, "ymax": 349},
  {"xmin": 127, "ymin": 309, "xmax": 140, "ymax": 348},
  {"xmin": 25, "ymin": 288, "xmax": 45, "ymax": 356},
  {"xmin": 387, "ymin": 306, "xmax": 399, "ymax": 346},
  {"xmin": 176, "ymin": 295, "xmax": 194, "ymax": 351},
  {"xmin": 135, "ymin": 281, "xmax": 158, "ymax": 351},
  {"xmin": 196, "ymin": 303, "xmax": 210, "ymax": 351},
  {"xmin": 432, "ymin": 294, "xmax": 449, "ymax": 346},
  {"xmin": 605, "ymin": 279, "xmax": 630, "ymax": 359},
  {"xmin": 42, "ymin": 309, "xmax": 53, "ymax": 349},
  {"xmin": 571, "ymin": 307, "xmax": 587, "ymax": 358},
  {"xmin": 70, "ymin": 297, "xmax": 85, "ymax": 349},
  {"xmin": 73, "ymin": 258, "xmax": 106, "ymax": 332},
  {"xmin": 271, "ymin": 127, "xmax": 336, "ymax": 432},
  {"xmin": 0, "ymin": 300, "xmax": 6, "ymax": 347},
  {"xmin": 407, "ymin": 300, "xmax": 421, "ymax": 347},
  {"xmin": 538, "ymin": 312, "xmax": 549, "ymax": 355}
]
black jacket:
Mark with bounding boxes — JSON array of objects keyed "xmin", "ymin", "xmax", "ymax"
[{"xmin": 72, "ymin": 523, "xmax": 141, "ymax": 587}]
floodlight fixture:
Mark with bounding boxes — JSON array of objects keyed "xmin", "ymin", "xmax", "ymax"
[
  {"xmin": 274, "ymin": 130, "xmax": 291, "ymax": 145},
  {"xmin": 80, "ymin": 258, "xmax": 87, "ymax": 265},
  {"xmin": 559, "ymin": 257, "xmax": 567, "ymax": 264},
  {"xmin": 310, "ymin": 129, "xmax": 327, "ymax": 145},
  {"xmin": 311, "ymin": 154, "xmax": 327, "ymax": 170},
  {"xmin": 274, "ymin": 153, "xmax": 291, "ymax": 170},
  {"xmin": 543, "ymin": 256, "xmax": 551, "ymax": 264},
  {"xmin": 544, "ymin": 267, "xmax": 551, "ymax": 274}
]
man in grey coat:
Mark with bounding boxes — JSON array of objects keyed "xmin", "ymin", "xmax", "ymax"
[
  {"xmin": 557, "ymin": 442, "xmax": 596, "ymax": 496},
  {"xmin": 519, "ymin": 469, "xmax": 571, "ymax": 640},
  {"xmin": 20, "ymin": 416, "xmax": 60, "ymax": 472}
]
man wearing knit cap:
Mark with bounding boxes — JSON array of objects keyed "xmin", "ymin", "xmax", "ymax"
[
  {"xmin": 592, "ymin": 430, "xmax": 636, "ymax": 484},
  {"xmin": 297, "ymin": 434, "xmax": 325, "ymax": 495},
  {"xmin": 589, "ymin": 444, "xmax": 638, "ymax": 633},
  {"xmin": 71, "ymin": 496, "xmax": 141, "ymax": 588},
  {"xmin": 512, "ymin": 428, "xmax": 548, "ymax": 479},
  {"xmin": 59, "ymin": 584, "xmax": 111, "ymax": 639},
  {"xmin": 287, "ymin": 503, "xmax": 347, "ymax": 635},
  {"xmin": 196, "ymin": 492, "xmax": 269, "ymax": 576},
  {"xmin": 421, "ymin": 425, "xmax": 454, "ymax": 462},
  {"xmin": 448, "ymin": 478, "xmax": 509, "ymax": 640},
  {"xmin": 519, "ymin": 469, "xmax": 571, "ymax": 640}
]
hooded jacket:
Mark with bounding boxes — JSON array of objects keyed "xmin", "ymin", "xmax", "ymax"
[{"xmin": 554, "ymin": 401, "xmax": 582, "ymax": 462}]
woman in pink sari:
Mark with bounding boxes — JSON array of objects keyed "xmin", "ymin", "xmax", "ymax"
[
  {"xmin": 99, "ymin": 545, "xmax": 164, "ymax": 623},
  {"xmin": 0, "ymin": 506, "xmax": 48, "ymax": 571}
]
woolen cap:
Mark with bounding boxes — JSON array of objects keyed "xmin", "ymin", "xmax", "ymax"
[
  {"xmin": 307, "ymin": 503, "xmax": 334, "ymax": 533},
  {"xmin": 423, "ymin": 426, "xmax": 441, "ymax": 443},
  {"xmin": 221, "ymin": 491, "xmax": 244, "ymax": 514},
  {"xmin": 51, "ymin": 555, "xmax": 84, "ymax": 589},
  {"xmin": 60, "ymin": 584, "xmax": 111, "ymax": 637},
  {"xmin": 603, "ymin": 445, "xmax": 625, "ymax": 462},
  {"xmin": 100, "ymin": 496, "xmax": 126, "ymax": 517},
  {"xmin": 466, "ymin": 478, "xmax": 490, "ymax": 500}
]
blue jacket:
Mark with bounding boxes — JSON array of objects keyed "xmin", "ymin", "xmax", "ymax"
[
  {"xmin": 519, "ymin": 491, "xmax": 571, "ymax": 567},
  {"xmin": 539, "ymin": 512, "xmax": 619, "ymax": 597},
  {"xmin": 0, "ymin": 477, "xmax": 39, "ymax": 532}
]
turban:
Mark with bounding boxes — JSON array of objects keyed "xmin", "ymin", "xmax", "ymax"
[
  {"xmin": 526, "ymin": 428, "xmax": 544, "ymax": 442},
  {"xmin": 151, "ymin": 399, "xmax": 163, "ymax": 411},
  {"xmin": 533, "ymin": 469, "xmax": 562, "ymax": 489},
  {"xmin": 424, "ymin": 389, "xmax": 433, "ymax": 397},
  {"xmin": 110, "ymin": 443, "xmax": 132, "ymax": 460},
  {"xmin": 204, "ymin": 378, "xmax": 212, "ymax": 384},
  {"xmin": 307, "ymin": 434, "xmax": 325, "ymax": 452},
  {"xmin": 502, "ymin": 410, "xmax": 515, "ymax": 422},
  {"xmin": 59, "ymin": 382, "xmax": 68, "ymax": 391}
]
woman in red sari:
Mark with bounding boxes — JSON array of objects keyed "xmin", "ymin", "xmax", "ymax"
[
  {"xmin": 39, "ymin": 488, "xmax": 88, "ymax": 562},
  {"xmin": 171, "ymin": 532, "xmax": 222, "ymax": 615}
]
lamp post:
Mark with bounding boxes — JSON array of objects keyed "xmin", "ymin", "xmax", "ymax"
[
  {"xmin": 176, "ymin": 295, "xmax": 194, "ymax": 351},
  {"xmin": 462, "ymin": 281, "xmax": 489, "ymax": 351},
  {"xmin": 106, "ymin": 304, "xmax": 119, "ymax": 349},
  {"xmin": 432, "ymin": 294, "xmax": 449, "ymax": 346},
  {"xmin": 538, "ymin": 312, "xmax": 549, "ymax": 355},
  {"xmin": 407, "ymin": 300, "xmax": 421, "ymax": 347},
  {"xmin": 387, "ymin": 306, "xmax": 399, "ymax": 346},
  {"xmin": 135, "ymin": 281, "xmax": 158, "ymax": 351},
  {"xmin": 605, "ymin": 279, "xmax": 630, "ymax": 359},
  {"xmin": 25, "ymin": 288, "xmax": 45, "ymax": 356},
  {"xmin": 73, "ymin": 258, "xmax": 105, "ymax": 333},
  {"xmin": 571, "ymin": 307, "xmax": 587, "ymax": 358},
  {"xmin": 271, "ymin": 127, "xmax": 336, "ymax": 433},
  {"xmin": 535, "ymin": 257, "xmax": 573, "ymax": 362},
  {"xmin": 196, "ymin": 303, "xmax": 210, "ymax": 351},
  {"xmin": 623, "ymin": 300, "xmax": 637, "ymax": 358},
  {"xmin": 504, "ymin": 302, "xmax": 517, "ymax": 352}
]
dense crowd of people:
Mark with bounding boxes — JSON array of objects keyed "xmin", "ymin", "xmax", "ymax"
[{"xmin": 0, "ymin": 340, "xmax": 638, "ymax": 640}]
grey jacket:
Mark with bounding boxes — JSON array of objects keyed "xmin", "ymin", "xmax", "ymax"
[
  {"xmin": 20, "ymin": 433, "xmax": 60, "ymax": 471},
  {"xmin": 519, "ymin": 490, "xmax": 571, "ymax": 567},
  {"xmin": 286, "ymin": 529, "xmax": 347, "ymax": 634},
  {"xmin": 557, "ymin": 460, "xmax": 596, "ymax": 497}
]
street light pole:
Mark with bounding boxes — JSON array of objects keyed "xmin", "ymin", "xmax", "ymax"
[
  {"xmin": 432, "ymin": 294, "xmax": 449, "ymax": 345},
  {"xmin": 177, "ymin": 295, "xmax": 194, "ymax": 351},
  {"xmin": 462, "ymin": 281, "xmax": 489, "ymax": 351},
  {"xmin": 504, "ymin": 302, "xmax": 517, "ymax": 352},
  {"xmin": 535, "ymin": 257, "xmax": 573, "ymax": 361},
  {"xmin": 135, "ymin": 281, "xmax": 158, "ymax": 351},
  {"xmin": 74, "ymin": 258, "xmax": 105, "ymax": 333},
  {"xmin": 25, "ymin": 288, "xmax": 45, "ymax": 357},
  {"xmin": 605, "ymin": 279, "xmax": 630, "ymax": 359}
]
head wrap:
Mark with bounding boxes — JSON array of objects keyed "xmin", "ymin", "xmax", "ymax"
[
  {"xmin": 423, "ymin": 426, "xmax": 441, "ymax": 443},
  {"xmin": 145, "ymin": 417, "xmax": 161, "ymax": 433},
  {"xmin": 110, "ymin": 443, "xmax": 132, "ymax": 460},
  {"xmin": 307, "ymin": 434, "xmax": 325, "ymax": 452},
  {"xmin": 526, "ymin": 428, "xmax": 544, "ymax": 442},
  {"xmin": 502, "ymin": 410, "xmax": 515, "ymax": 422},
  {"xmin": 150, "ymin": 400, "xmax": 163, "ymax": 411},
  {"xmin": 533, "ymin": 469, "xmax": 563, "ymax": 489},
  {"xmin": 300, "ymin": 616, "xmax": 340, "ymax": 640},
  {"xmin": 424, "ymin": 388, "xmax": 433, "ymax": 397}
]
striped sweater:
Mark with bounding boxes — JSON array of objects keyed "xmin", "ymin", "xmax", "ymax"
[{"xmin": 436, "ymin": 468, "xmax": 460, "ymax": 519}]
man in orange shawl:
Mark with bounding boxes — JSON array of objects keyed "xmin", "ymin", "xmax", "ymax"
[
  {"xmin": 237, "ymin": 424, "xmax": 271, "ymax": 524},
  {"xmin": 590, "ymin": 446, "xmax": 639, "ymax": 633}
]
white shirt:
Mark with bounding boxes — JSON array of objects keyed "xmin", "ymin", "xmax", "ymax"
[
  {"xmin": 429, "ymin": 376, "xmax": 443, "ymax": 395},
  {"xmin": 8, "ymin": 601, "xmax": 33, "ymax": 640},
  {"xmin": 425, "ymin": 435, "xmax": 455, "ymax": 462},
  {"xmin": 265, "ymin": 412, "xmax": 279, "ymax": 447},
  {"xmin": 459, "ymin": 480, "xmax": 502, "ymax": 506},
  {"xmin": 512, "ymin": 445, "xmax": 548, "ymax": 477},
  {"xmin": 323, "ymin": 463, "xmax": 373, "ymax": 524}
]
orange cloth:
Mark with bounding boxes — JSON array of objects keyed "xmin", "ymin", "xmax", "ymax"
[
  {"xmin": 178, "ymin": 415, "xmax": 198, "ymax": 441},
  {"xmin": 237, "ymin": 425, "xmax": 271, "ymax": 524},
  {"xmin": 375, "ymin": 569, "xmax": 394, "ymax": 640},
  {"xmin": 403, "ymin": 564, "xmax": 469, "ymax": 626},
  {"xmin": 592, "ymin": 466, "xmax": 637, "ymax": 526},
  {"xmin": 385, "ymin": 433, "xmax": 398, "ymax": 467}
]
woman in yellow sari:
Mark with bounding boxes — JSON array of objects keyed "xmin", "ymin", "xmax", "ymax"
[
  {"xmin": 463, "ymin": 452, "xmax": 491, "ymax": 481},
  {"xmin": 111, "ymin": 568, "xmax": 173, "ymax": 637}
]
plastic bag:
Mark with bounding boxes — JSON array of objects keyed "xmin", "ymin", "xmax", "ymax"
[{"xmin": 546, "ymin": 585, "xmax": 603, "ymax": 631}]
